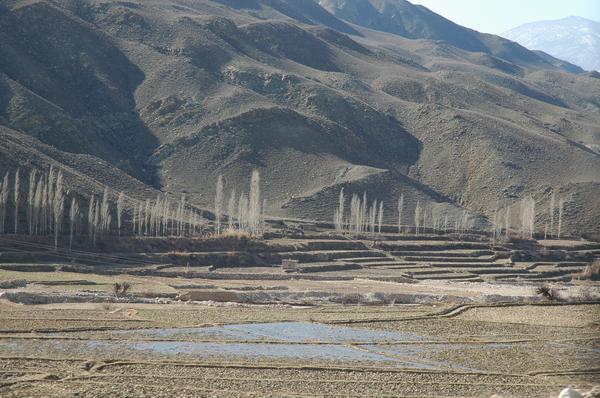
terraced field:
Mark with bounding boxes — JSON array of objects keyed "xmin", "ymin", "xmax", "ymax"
[{"xmin": 1, "ymin": 231, "xmax": 597, "ymax": 288}]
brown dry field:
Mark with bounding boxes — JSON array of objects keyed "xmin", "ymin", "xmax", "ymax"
[
  {"xmin": 1, "ymin": 295, "xmax": 599, "ymax": 397},
  {"xmin": 1, "ymin": 234, "xmax": 599, "ymax": 397}
]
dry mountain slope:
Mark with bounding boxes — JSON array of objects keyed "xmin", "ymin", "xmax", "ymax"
[
  {"xmin": 0, "ymin": 0, "xmax": 599, "ymax": 236},
  {"xmin": 318, "ymin": 0, "xmax": 584, "ymax": 72}
]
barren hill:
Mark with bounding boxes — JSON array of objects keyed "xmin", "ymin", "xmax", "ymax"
[{"xmin": 1, "ymin": 0, "xmax": 599, "ymax": 236}]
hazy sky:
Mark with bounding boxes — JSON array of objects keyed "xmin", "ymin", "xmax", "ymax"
[{"xmin": 409, "ymin": 0, "xmax": 600, "ymax": 34}]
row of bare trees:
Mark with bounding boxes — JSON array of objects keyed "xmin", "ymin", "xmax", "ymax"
[
  {"xmin": 490, "ymin": 192, "xmax": 566, "ymax": 240},
  {"xmin": 333, "ymin": 187, "xmax": 567, "ymax": 239},
  {"xmin": 0, "ymin": 166, "xmax": 268, "ymax": 246},
  {"xmin": 0, "ymin": 166, "xmax": 574, "ymax": 244},
  {"xmin": 0, "ymin": 167, "xmax": 211, "ymax": 248},
  {"xmin": 333, "ymin": 189, "xmax": 473, "ymax": 236},
  {"xmin": 214, "ymin": 170, "xmax": 264, "ymax": 235},
  {"xmin": 334, "ymin": 190, "xmax": 384, "ymax": 234}
]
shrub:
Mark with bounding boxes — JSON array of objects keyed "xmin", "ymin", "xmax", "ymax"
[
  {"xmin": 113, "ymin": 281, "xmax": 132, "ymax": 298},
  {"xmin": 536, "ymin": 285, "xmax": 560, "ymax": 301}
]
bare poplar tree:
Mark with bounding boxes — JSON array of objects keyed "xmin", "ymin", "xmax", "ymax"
[
  {"xmin": 227, "ymin": 189, "xmax": 236, "ymax": 231},
  {"xmin": 361, "ymin": 192, "xmax": 367, "ymax": 233},
  {"xmin": 520, "ymin": 196, "xmax": 535, "ymax": 239},
  {"xmin": 460, "ymin": 210, "xmax": 470, "ymax": 234},
  {"xmin": 549, "ymin": 190, "xmax": 555, "ymax": 238},
  {"xmin": 138, "ymin": 202, "xmax": 144, "ymax": 236},
  {"xmin": 0, "ymin": 173, "xmax": 8, "ymax": 233},
  {"xmin": 46, "ymin": 166, "xmax": 55, "ymax": 234},
  {"xmin": 368, "ymin": 200, "xmax": 376, "ymax": 233},
  {"xmin": 88, "ymin": 196, "xmax": 95, "ymax": 242},
  {"xmin": 53, "ymin": 171, "xmax": 65, "ymax": 248},
  {"xmin": 177, "ymin": 195, "xmax": 185, "ymax": 236},
  {"xmin": 349, "ymin": 193, "xmax": 360, "ymax": 234},
  {"xmin": 142, "ymin": 199, "xmax": 149, "ymax": 236},
  {"xmin": 261, "ymin": 198, "xmax": 267, "ymax": 231},
  {"xmin": 69, "ymin": 197, "xmax": 79, "ymax": 251},
  {"xmin": 249, "ymin": 170, "xmax": 260, "ymax": 234},
  {"xmin": 33, "ymin": 176, "xmax": 43, "ymax": 235},
  {"xmin": 214, "ymin": 175, "xmax": 224, "ymax": 235},
  {"xmin": 504, "ymin": 205, "xmax": 511, "ymax": 238},
  {"xmin": 378, "ymin": 201, "xmax": 383, "ymax": 233},
  {"xmin": 414, "ymin": 200, "xmax": 421, "ymax": 235},
  {"xmin": 100, "ymin": 188, "xmax": 110, "ymax": 235},
  {"xmin": 494, "ymin": 208, "xmax": 503, "ymax": 239},
  {"xmin": 557, "ymin": 198, "xmax": 564, "ymax": 239},
  {"xmin": 116, "ymin": 192, "xmax": 125, "ymax": 236},
  {"xmin": 40, "ymin": 176, "xmax": 48, "ymax": 234},
  {"xmin": 13, "ymin": 169, "xmax": 20, "ymax": 234},
  {"xmin": 93, "ymin": 200, "xmax": 100, "ymax": 246},
  {"xmin": 335, "ymin": 188, "xmax": 345, "ymax": 232},
  {"xmin": 238, "ymin": 191, "xmax": 248, "ymax": 232},
  {"xmin": 397, "ymin": 193, "xmax": 404, "ymax": 234},
  {"xmin": 27, "ymin": 169, "xmax": 37, "ymax": 235}
]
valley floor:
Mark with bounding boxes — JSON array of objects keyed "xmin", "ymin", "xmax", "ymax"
[
  {"xmin": 0, "ymin": 297, "xmax": 599, "ymax": 397},
  {"xmin": 0, "ymin": 233, "xmax": 599, "ymax": 397}
]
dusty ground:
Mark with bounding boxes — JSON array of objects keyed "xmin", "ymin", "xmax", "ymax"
[
  {"xmin": 1, "ymin": 234, "xmax": 599, "ymax": 396},
  {"xmin": 0, "ymin": 299, "xmax": 598, "ymax": 398}
]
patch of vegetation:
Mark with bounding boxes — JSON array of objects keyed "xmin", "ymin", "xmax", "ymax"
[
  {"xmin": 113, "ymin": 281, "xmax": 132, "ymax": 298},
  {"xmin": 572, "ymin": 260, "xmax": 600, "ymax": 281}
]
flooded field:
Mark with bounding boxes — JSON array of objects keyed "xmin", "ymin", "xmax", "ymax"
[{"xmin": 1, "ymin": 301, "xmax": 599, "ymax": 397}]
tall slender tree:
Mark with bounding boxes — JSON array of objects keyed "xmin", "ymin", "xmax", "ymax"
[
  {"xmin": 397, "ymin": 193, "xmax": 404, "ymax": 234},
  {"xmin": 53, "ymin": 171, "xmax": 65, "ymax": 248},
  {"xmin": 238, "ymin": 191, "xmax": 248, "ymax": 232},
  {"xmin": 549, "ymin": 190, "xmax": 556, "ymax": 238},
  {"xmin": 414, "ymin": 201, "xmax": 421, "ymax": 235},
  {"xmin": 0, "ymin": 173, "xmax": 8, "ymax": 233},
  {"xmin": 33, "ymin": 176, "xmax": 43, "ymax": 235},
  {"xmin": 116, "ymin": 192, "xmax": 125, "ymax": 236},
  {"xmin": 249, "ymin": 170, "xmax": 261, "ymax": 234},
  {"xmin": 13, "ymin": 169, "xmax": 20, "ymax": 234},
  {"xmin": 214, "ymin": 175, "xmax": 224, "ymax": 234},
  {"xmin": 88, "ymin": 196, "xmax": 95, "ymax": 242},
  {"xmin": 93, "ymin": 200, "xmax": 100, "ymax": 246},
  {"xmin": 335, "ymin": 188, "xmax": 345, "ymax": 232},
  {"xmin": 504, "ymin": 205, "xmax": 511, "ymax": 238},
  {"xmin": 227, "ymin": 189, "xmax": 236, "ymax": 231},
  {"xmin": 27, "ymin": 170, "xmax": 37, "ymax": 235},
  {"xmin": 558, "ymin": 198, "xmax": 564, "ymax": 239},
  {"xmin": 378, "ymin": 201, "xmax": 384, "ymax": 233},
  {"xmin": 69, "ymin": 197, "xmax": 79, "ymax": 251},
  {"xmin": 100, "ymin": 188, "xmax": 110, "ymax": 235}
]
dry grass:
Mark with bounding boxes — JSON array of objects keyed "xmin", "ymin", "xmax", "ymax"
[{"xmin": 572, "ymin": 260, "xmax": 600, "ymax": 281}]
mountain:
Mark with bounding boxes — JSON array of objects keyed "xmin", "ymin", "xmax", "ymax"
[
  {"xmin": 502, "ymin": 16, "xmax": 600, "ymax": 72},
  {"xmin": 1, "ymin": 0, "xmax": 600, "ymax": 237},
  {"xmin": 318, "ymin": 0, "xmax": 583, "ymax": 72}
]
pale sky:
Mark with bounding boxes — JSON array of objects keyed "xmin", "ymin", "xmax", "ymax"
[{"xmin": 409, "ymin": 0, "xmax": 600, "ymax": 34}]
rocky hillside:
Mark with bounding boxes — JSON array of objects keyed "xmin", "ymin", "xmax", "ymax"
[{"xmin": 1, "ymin": 0, "xmax": 599, "ymax": 236}]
